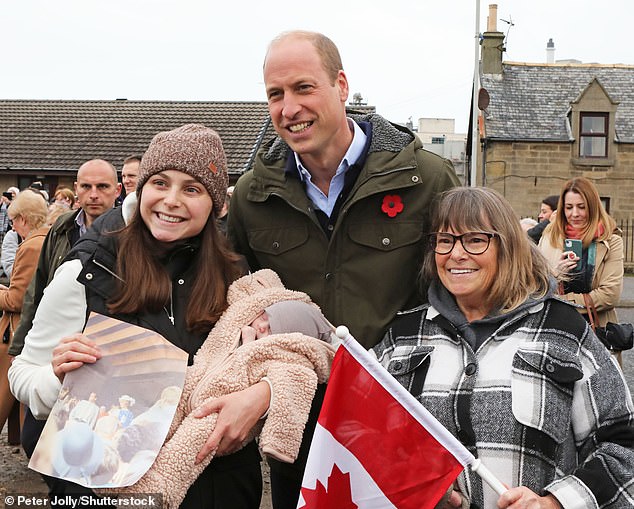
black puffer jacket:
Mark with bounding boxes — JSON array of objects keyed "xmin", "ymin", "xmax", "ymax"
[{"xmin": 65, "ymin": 208, "xmax": 207, "ymax": 362}]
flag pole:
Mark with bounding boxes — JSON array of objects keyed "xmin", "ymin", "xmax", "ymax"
[
  {"xmin": 469, "ymin": 459, "xmax": 507, "ymax": 496},
  {"xmin": 335, "ymin": 326, "xmax": 508, "ymax": 497}
]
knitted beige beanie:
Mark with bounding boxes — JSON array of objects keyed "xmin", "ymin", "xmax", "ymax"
[{"xmin": 137, "ymin": 124, "xmax": 228, "ymax": 215}]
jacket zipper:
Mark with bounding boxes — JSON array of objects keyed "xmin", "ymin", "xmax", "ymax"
[{"xmin": 91, "ymin": 259, "xmax": 125, "ymax": 283}]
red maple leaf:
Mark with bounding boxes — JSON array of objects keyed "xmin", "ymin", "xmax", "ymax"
[{"xmin": 299, "ymin": 463, "xmax": 357, "ymax": 509}]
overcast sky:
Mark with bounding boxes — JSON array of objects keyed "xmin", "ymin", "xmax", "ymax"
[{"xmin": 3, "ymin": 0, "xmax": 632, "ymax": 133}]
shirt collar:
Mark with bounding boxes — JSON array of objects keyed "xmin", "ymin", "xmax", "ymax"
[
  {"xmin": 75, "ymin": 209, "xmax": 88, "ymax": 237},
  {"xmin": 294, "ymin": 118, "xmax": 367, "ymax": 182}
]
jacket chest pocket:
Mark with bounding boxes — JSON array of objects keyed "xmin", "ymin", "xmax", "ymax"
[
  {"xmin": 347, "ymin": 221, "xmax": 422, "ymax": 252},
  {"xmin": 511, "ymin": 343, "xmax": 582, "ymax": 443},
  {"xmin": 247, "ymin": 225, "xmax": 310, "ymax": 256},
  {"xmin": 386, "ymin": 344, "xmax": 434, "ymax": 396}
]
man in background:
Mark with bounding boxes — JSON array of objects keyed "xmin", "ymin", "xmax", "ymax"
[
  {"xmin": 121, "ymin": 154, "xmax": 142, "ymax": 197},
  {"xmin": 10, "ymin": 158, "xmax": 121, "ymax": 357}
]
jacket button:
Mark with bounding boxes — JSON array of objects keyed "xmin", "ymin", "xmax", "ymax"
[
  {"xmin": 272, "ymin": 241, "xmax": 280, "ymax": 250},
  {"xmin": 327, "ymin": 224, "xmax": 334, "ymax": 231},
  {"xmin": 85, "ymin": 273, "xmax": 93, "ymax": 280},
  {"xmin": 545, "ymin": 363, "xmax": 555, "ymax": 373},
  {"xmin": 325, "ymin": 272, "xmax": 332, "ymax": 281},
  {"xmin": 411, "ymin": 175, "xmax": 420, "ymax": 183},
  {"xmin": 465, "ymin": 363, "xmax": 477, "ymax": 376},
  {"xmin": 382, "ymin": 237, "xmax": 391, "ymax": 246},
  {"xmin": 178, "ymin": 279, "xmax": 184, "ymax": 285},
  {"xmin": 392, "ymin": 361, "xmax": 403, "ymax": 371}
]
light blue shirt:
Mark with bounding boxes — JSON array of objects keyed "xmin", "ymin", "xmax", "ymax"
[
  {"xmin": 294, "ymin": 119, "xmax": 367, "ymax": 217},
  {"xmin": 75, "ymin": 209, "xmax": 88, "ymax": 237}
]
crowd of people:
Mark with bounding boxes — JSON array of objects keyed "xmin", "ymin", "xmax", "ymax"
[{"xmin": 0, "ymin": 30, "xmax": 632, "ymax": 509}]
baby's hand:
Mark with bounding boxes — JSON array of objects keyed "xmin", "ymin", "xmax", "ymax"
[{"xmin": 241, "ymin": 325, "xmax": 257, "ymax": 344}]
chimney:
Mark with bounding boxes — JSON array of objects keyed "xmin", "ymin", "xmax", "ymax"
[
  {"xmin": 487, "ymin": 3, "xmax": 498, "ymax": 31},
  {"xmin": 546, "ymin": 38, "xmax": 555, "ymax": 64},
  {"xmin": 481, "ymin": 4, "xmax": 505, "ymax": 74}
]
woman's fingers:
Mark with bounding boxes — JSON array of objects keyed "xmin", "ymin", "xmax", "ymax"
[{"xmin": 51, "ymin": 334, "xmax": 101, "ymax": 381}]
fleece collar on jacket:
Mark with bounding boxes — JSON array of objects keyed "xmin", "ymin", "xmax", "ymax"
[
  {"xmin": 248, "ymin": 114, "xmax": 423, "ymax": 205},
  {"xmin": 263, "ymin": 113, "xmax": 415, "ymax": 164}
]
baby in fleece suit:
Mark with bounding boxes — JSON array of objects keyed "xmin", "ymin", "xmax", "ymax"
[{"xmin": 99, "ymin": 269, "xmax": 336, "ymax": 508}]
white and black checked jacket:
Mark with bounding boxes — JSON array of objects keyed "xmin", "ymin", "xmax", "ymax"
[{"xmin": 373, "ymin": 298, "xmax": 634, "ymax": 509}]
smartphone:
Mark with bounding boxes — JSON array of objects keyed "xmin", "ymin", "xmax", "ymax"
[{"xmin": 564, "ymin": 238, "xmax": 582, "ymax": 271}]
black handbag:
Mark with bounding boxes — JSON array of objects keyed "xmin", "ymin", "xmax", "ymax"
[
  {"xmin": 595, "ymin": 322, "xmax": 634, "ymax": 351},
  {"xmin": 583, "ymin": 294, "xmax": 634, "ymax": 352}
]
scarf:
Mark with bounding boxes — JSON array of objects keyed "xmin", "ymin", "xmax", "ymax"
[{"xmin": 565, "ymin": 222, "xmax": 605, "ymax": 241}]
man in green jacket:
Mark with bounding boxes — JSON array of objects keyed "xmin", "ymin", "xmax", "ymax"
[{"xmin": 227, "ymin": 30, "xmax": 460, "ymax": 509}]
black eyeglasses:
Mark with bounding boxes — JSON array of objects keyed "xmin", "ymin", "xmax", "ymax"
[{"xmin": 429, "ymin": 232, "xmax": 497, "ymax": 255}]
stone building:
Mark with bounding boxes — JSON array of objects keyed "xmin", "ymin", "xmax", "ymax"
[{"xmin": 475, "ymin": 9, "xmax": 634, "ymax": 223}]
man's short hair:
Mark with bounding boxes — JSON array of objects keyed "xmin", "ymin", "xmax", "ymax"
[
  {"xmin": 123, "ymin": 154, "xmax": 143, "ymax": 165},
  {"xmin": 268, "ymin": 31, "xmax": 343, "ymax": 84}
]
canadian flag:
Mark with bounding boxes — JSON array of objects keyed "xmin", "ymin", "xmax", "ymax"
[{"xmin": 297, "ymin": 327, "xmax": 504, "ymax": 509}]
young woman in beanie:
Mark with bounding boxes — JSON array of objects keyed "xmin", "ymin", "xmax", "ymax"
[{"xmin": 10, "ymin": 124, "xmax": 266, "ymax": 508}]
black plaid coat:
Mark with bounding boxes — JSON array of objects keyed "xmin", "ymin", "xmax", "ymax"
[{"xmin": 373, "ymin": 298, "xmax": 634, "ymax": 508}]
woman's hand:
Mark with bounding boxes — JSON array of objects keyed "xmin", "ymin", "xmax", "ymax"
[
  {"xmin": 193, "ymin": 380, "xmax": 271, "ymax": 463},
  {"xmin": 51, "ymin": 334, "xmax": 101, "ymax": 382},
  {"xmin": 497, "ymin": 487, "xmax": 562, "ymax": 508},
  {"xmin": 556, "ymin": 251, "xmax": 579, "ymax": 277}
]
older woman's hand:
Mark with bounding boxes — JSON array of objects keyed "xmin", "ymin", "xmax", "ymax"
[
  {"xmin": 497, "ymin": 487, "xmax": 562, "ymax": 508},
  {"xmin": 51, "ymin": 334, "xmax": 102, "ymax": 382},
  {"xmin": 192, "ymin": 380, "xmax": 271, "ymax": 463}
]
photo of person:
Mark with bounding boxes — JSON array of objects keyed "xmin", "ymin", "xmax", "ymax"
[{"xmin": 29, "ymin": 313, "xmax": 188, "ymax": 488}]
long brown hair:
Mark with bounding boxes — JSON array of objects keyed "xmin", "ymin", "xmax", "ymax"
[
  {"xmin": 422, "ymin": 187, "xmax": 552, "ymax": 313},
  {"xmin": 107, "ymin": 192, "xmax": 244, "ymax": 331},
  {"xmin": 546, "ymin": 177, "xmax": 616, "ymax": 248}
]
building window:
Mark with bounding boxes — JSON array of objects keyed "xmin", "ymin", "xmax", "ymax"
[
  {"xmin": 579, "ymin": 112, "xmax": 608, "ymax": 157},
  {"xmin": 431, "ymin": 137, "xmax": 445, "ymax": 144}
]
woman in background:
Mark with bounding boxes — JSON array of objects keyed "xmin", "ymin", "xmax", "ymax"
[
  {"xmin": 0, "ymin": 190, "xmax": 49, "ymax": 434},
  {"xmin": 53, "ymin": 187, "xmax": 75, "ymax": 208},
  {"xmin": 538, "ymin": 177, "xmax": 623, "ymax": 361}
]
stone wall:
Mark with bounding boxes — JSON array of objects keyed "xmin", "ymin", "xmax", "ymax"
[{"xmin": 483, "ymin": 140, "xmax": 634, "ymax": 221}]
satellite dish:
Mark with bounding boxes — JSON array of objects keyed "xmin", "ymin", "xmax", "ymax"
[{"xmin": 478, "ymin": 88, "xmax": 490, "ymax": 110}]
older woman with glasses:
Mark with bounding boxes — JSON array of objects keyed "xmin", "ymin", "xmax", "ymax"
[{"xmin": 373, "ymin": 187, "xmax": 634, "ymax": 509}]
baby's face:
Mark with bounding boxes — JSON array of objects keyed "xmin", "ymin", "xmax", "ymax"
[{"xmin": 251, "ymin": 311, "xmax": 271, "ymax": 339}]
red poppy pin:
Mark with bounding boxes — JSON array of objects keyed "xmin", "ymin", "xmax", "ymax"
[{"xmin": 381, "ymin": 194, "xmax": 404, "ymax": 218}]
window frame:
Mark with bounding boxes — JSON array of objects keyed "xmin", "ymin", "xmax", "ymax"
[{"xmin": 579, "ymin": 112, "xmax": 608, "ymax": 158}]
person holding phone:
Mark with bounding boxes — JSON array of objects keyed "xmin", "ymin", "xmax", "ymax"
[{"xmin": 538, "ymin": 177, "xmax": 624, "ymax": 358}]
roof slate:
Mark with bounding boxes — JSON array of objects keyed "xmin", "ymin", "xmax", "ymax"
[
  {"xmin": 0, "ymin": 100, "xmax": 275, "ymax": 175},
  {"xmin": 480, "ymin": 63, "xmax": 634, "ymax": 143}
]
